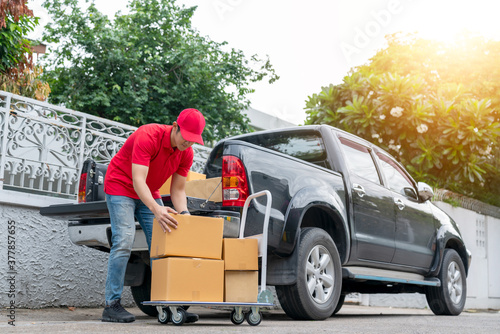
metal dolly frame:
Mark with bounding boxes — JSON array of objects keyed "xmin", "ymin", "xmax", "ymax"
[{"xmin": 143, "ymin": 190, "xmax": 274, "ymax": 326}]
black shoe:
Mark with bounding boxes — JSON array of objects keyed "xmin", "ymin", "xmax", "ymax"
[
  {"xmin": 102, "ymin": 299, "xmax": 135, "ymax": 323},
  {"xmin": 185, "ymin": 312, "xmax": 199, "ymax": 323}
]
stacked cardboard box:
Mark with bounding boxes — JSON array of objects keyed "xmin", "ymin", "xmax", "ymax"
[
  {"xmin": 184, "ymin": 177, "xmax": 222, "ymax": 202},
  {"xmin": 159, "ymin": 171, "xmax": 206, "ymax": 195},
  {"xmin": 159, "ymin": 171, "xmax": 223, "ymax": 203},
  {"xmin": 151, "ymin": 214, "xmax": 223, "ymax": 259},
  {"xmin": 150, "ymin": 215, "xmax": 225, "ymax": 302},
  {"xmin": 222, "ymin": 238, "xmax": 259, "ymax": 303},
  {"xmin": 151, "ymin": 257, "xmax": 224, "ymax": 302}
]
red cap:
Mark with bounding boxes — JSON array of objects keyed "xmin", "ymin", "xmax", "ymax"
[{"xmin": 176, "ymin": 108, "xmax": 206, "ymax": 145}]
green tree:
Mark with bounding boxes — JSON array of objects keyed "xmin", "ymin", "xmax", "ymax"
[
  {"xmin": 305, "ymin": 33, "xmax": 500, "ymax": 206},
  {"xmin": 0, "ymin": 13, "xmax": 34, "ymax": 72},
  {"xmin": 1, "ymin": 0, "xmax": 34, "ymax": 71},
  {"xmin": 0, "ymin": 0, "xmax": 49, "ymax": 100},
  {"xmin": 41, "ymin": 0, "xmax": 278, "ymax": 143}
]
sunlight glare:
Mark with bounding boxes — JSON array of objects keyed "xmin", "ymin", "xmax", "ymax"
[{"xmin": 406, "ymin": 1, "xmax": 500, "ymax": 43}]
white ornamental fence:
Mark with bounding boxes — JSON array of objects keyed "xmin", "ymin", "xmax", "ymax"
[{"xmin": 0, "ymin": 90, "xmax": 212, "ymax": 202}]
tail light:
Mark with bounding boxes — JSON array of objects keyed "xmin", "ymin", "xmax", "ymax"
[
  {"xmin": 222, "ymin": 156, "xmax": 249, "ymax": 207},
  {"xmin": 78, "ymin": 172, "xmax": 88, "ymax": 203}
]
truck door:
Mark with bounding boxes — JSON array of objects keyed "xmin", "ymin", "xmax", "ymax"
[
  {"xmin": 375, "ymin": 152, "xmax": 436, "ymax": 269},
  {"xmin": 339, "ymin": 138, "xmax": 396, "ymax": 263}
]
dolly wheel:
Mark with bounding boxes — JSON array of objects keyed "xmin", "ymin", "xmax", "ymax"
[
  {"xmin": 230, "ymin": 309, "xmax": 245, "ymax": 325},
  {"xmin": 246, "ymin": 311, "xmax": 262, "ymax": 326},
  {"xmin": 157, "ymin": 307, "xmax": 170, "ymax": 324},
  {"xmin": 171, "ymin": 307, "xmax": 187, "ymax": 326}
]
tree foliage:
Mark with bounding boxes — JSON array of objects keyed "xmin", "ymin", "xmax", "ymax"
[
  {"xmin": 0, "ymin": 0, "xmax": 50, "ymax": 100},
  {"xmin": 0, "ymin": 8, "xmax": 34, "ymax": 72},
  {"xmin": 41, "ymin": 0, "xmax": 278, "ymax": 143},
  {"xmin": 0, "ymin": 0, "xmax": 33, "ymax": 28},
  {"xmin": 305, "ymin": 33, "xmax": 500, "ymax": 206},
  {"xmin": 0, "ymin": 65, "xmax": 51, "ymax": 100}
]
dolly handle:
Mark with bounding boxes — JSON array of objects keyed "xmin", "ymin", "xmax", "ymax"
[{"xmin": 239, "ymin": 190, "xmax": 272, "ymax": 292}]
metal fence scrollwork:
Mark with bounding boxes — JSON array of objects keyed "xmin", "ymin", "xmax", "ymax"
[{"xmin": 0, "ymin": 91, "xmax": 212, "ymax": 200}]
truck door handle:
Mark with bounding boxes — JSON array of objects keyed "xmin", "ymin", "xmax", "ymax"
[
  {"xmin": 394, "ymin": 198, "xmax": 405, "ymax": 210},
  {"xmin": 353, "ymin": 183, "xmax": 366, "ymax": 198}
]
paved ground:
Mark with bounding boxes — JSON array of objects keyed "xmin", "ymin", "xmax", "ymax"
[{"xmin": 1, "ymin": 304, "xmax": 499, "ymax": 333}]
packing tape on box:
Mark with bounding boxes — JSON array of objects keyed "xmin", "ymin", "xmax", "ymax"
[{"xmin": 192, "ymin": 291, "xmax": 200, "ymax": 301}]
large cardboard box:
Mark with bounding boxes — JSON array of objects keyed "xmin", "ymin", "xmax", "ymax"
[
  {"xmin": 223, "ymin": 238, "xmax": 259, "ymax": 270},
  {"xmin": 184, "ymin": 177, "xmax": 222, "ymax": 202},
  {"xmin": 151, "ymin": 257, "xmax": 224, "ymax": 302},
  {"xmin": 151, "ymin": 215, "xmax": 223, "ymax": 259},
  {"xmin": 159, "ymin": 171, "xmax": 206, "ymax": 195},
  {"xmin": 224, "ymin": 271, "xmax": 258, "ymax": 303}
]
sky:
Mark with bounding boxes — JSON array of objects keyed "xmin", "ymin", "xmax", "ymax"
[{"xmin": 28, "ymin": 0, "xmax": 500, "ymax": 125}]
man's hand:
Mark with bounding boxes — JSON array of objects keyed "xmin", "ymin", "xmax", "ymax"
[
  {"xmin": 132, "ymin": 163, "xmax": 180, "ymax": 233},
  {"xmin": 153, "ymin": 206, "xmax": 179, "ymax": 233}
]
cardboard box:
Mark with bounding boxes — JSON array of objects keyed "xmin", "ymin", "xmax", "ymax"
[
  {"xmin": 224, "ymin": 271, "xmax": 258, "ymax": 303},
  {"xmin": 151, "ymin": 257, "xmax": 224, "ymax": 302},
  {"xmin": 223, "ymin": 238, "xmax": 259, "ymax": 270},
  {"xmin": 159, "ymin": 171, "xmax": 206, "ymax": 195},
  {"xmin": 184, "ymin": 177, "xmax": 222, "ymax": 202},
  {"xmin": 151, "ymin": 215, "xmax": 224, "ymax": 259}
]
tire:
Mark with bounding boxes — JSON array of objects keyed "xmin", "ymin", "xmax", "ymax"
[
  {"xmin": 171, "ymin": 307, "xmax": 187, "ymax": 326},
  {"xmin": 245, "ymin": 311, "xmax": 262, "ymax": 326},
  {"xmin": 230, "ymin": 309, "xmax": 245, "ymax": 325},
  {"xmin": 331, "ymin": 294, "xmax": 346, "ymax": 316},
  {"xmin": 130, "ymin": 267, "xmax": 158, "ymax": 317},
  {"xmin": 276, "ymin": 227, "xmax": 342, "ymax": 320},
  {"xmin": 157, "ymin": 307, "xmax": 170, "ymax": 324},
  {"xmin": 425, "ymin": 248, "xmax": 467, "ymax": 315}
]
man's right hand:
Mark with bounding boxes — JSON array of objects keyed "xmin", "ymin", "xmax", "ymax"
[{"xmin": 153, "ymin": 206, "xmax": 179, "ymax": 233}]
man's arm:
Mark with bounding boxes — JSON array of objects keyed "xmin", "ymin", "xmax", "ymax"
[
  {"xmin": 170, "ymin": 172, "xmax": 189, "ymax": 215},
  {"xmin": 132, "ymin": 163, "xmax": 178, "ymax": 232}
]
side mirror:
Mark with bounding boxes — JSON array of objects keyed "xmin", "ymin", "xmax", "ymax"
[
  {"xmin": 403, "ymin": 187, "xmax": 418, "ymax": 200},
  {"xmin": 417, "ymin": 182, "xmax": 434, "ymax": 201}
]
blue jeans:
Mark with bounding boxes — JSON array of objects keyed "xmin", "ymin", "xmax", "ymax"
[{"xmin": 104, "ymin": 194, "xmax": 163, "ymax": 305}]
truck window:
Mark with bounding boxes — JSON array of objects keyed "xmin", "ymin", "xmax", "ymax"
[
  {"xmin": 339, "ymin": 138, "xmax": 381, "ymax": 185},
  {"xmin": 376, "ymin": 152, "xmax": 416, "ymax": 198},
  {"xmin": 204, "ymin": 144, "xmax": 224, "ymax": 176},
  {"xmin": 240, "ymin": 132, "xmax": 330, "ymax": 168}
]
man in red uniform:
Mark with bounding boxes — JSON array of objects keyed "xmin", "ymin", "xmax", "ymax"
[{"xmin": 101, "ymin": 108, "xmax": 206, "ymax": 323}]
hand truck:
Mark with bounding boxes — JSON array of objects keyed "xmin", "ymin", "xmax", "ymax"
[{"xmin": 143, "ymin": 190, "xmax": 274, "ymax": 326}]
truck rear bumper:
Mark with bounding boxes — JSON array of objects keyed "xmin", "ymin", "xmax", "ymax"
[{"xmin": 68, "ymin": 222, "xmax": 148, "ymax": 251}]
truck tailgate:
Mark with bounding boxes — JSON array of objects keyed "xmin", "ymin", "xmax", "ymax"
[
  {"xmin": 40, "ymin": 196, "xmax": 224, "ymax": 222},
  {"xmin": 40, "ymin": 201, "xmax": 109, "ymax": 221}
]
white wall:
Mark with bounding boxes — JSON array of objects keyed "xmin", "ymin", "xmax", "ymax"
[{"xmin": 0, "ymin": 196, "xmax": 134, "ymax": 308}]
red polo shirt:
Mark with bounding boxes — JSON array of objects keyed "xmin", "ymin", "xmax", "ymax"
[{"xmin": 104, "ymin": 124, "xmax": 193, "ymax": 199}]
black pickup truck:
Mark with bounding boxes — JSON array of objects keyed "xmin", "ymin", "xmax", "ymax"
[{"xmin": 41, "ymin": 124, "xmax": 471, "ymax": 320}]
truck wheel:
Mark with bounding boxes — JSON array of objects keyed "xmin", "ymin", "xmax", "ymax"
[
  {"xmin": 276, "ymin": 227, "xmax": 342, "ymax": 320},
  {"xmin": 425, "ymin": 249, "xmax": 467, "ymax": 315},
  {"xmin": 130, "ymin": 267, "xmax": 158, "ymax": 317}
]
